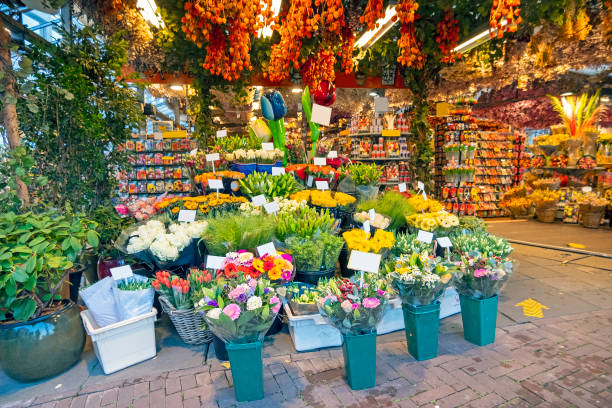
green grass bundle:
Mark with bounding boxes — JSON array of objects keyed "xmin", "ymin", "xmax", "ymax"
[
  {"xmin": 358, "ymin": 191, "xmax": 415, "ymax": 231},
  {"xmin": 203, "ymin": 214, "xmax": 277, "ymax": 255}
]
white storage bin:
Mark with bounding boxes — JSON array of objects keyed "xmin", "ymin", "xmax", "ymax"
[
  {"xmin": 376, "ymin": 297, "xmax": 403, "ymax": 335},
  {"xmin": 285, "ymin": 304, "xmax": 342, "ymax": 352},
  {"xmin": 80, "ymin": 308, "xmax": 157, "ymax": 374}
]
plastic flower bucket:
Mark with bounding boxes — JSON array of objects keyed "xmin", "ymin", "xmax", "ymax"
[
  {"xmin": 226, "ymin": 340, "xmax": 264, "ymax": 402},
  {"xmin": 342, "ymin": 331, "xmax": 377, "ymax": 390},
  {"xmin": 459, "ymin": 294, "xmax": 498, "ymax": 346},
  {"xmin": 231, "ymin": 163, "xmax": 257, "ymax": 176},
  {"xmin": 256, "ymin": 163, "xmax": 274, "ymax": 174},
  {"xmin": 402, "ymin": 302, "xmax": 440, "ymax": 361}
]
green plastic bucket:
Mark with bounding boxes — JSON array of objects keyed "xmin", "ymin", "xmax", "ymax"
[
  {"xmin": 342, "ymin": 331, "xmax": 377, "ymax": 390},
  {"xmin": 226, "ymin": 340, "xmax": 264, "ymax": 402},
  {"xmin": 402, "ymin": 302, "xmax": 440, "ymax": 361},
  {"xmin": 459, "ymin": 294, "xmax": 499, "ymax": 346}
]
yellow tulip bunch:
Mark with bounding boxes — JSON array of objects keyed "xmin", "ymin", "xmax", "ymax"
[
  {"xmin": 289, "ymin": 190, "xmax": 356, "ymax": 208},
  {"xmin": 406, "ymin": 211, "xmax": 459, "ymax": 232},
  {"xmin": 407, "ymin": 195, "xmax": 443, "ymax": 213},
  {"xmin": 342, "ymin": 228, "xmax": 395, "ymax": 254}
]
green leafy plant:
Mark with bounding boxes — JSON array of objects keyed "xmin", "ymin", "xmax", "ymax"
[
  {"xmin": 346, "ymin": 163, "xmax": 382, "ymax": 186},
  {"xmin": 285, "ymin": 233, "xmax": 344, "ymax": 271},
  {"xmin": 358, "ymin": 191, "xmax": 415, "ymax": 231},
  {"xmin": 203, "ymin": 214, "xmax": 277, "ymax": 256},
  {"xmin": 391, "ymin": 233, "xmax": 433, "ymax": 258},
  {"xmin": 275, "ymin": 206, "xmax": 338, "ymax": 242},
  {"xmin": 547, "ymin": 89, "xmax": 603, "ymax": 138},
  {"xmin": 0, "ymin": 211, "xmax": 98, "ymax": 322},
  {"xmin": 91, "ymin": 205, "xmax": 135, "ymax": 259},
  {"xmin": 0, "ymin": 146, "xmax": 48, "ymax": 213},
  {"xmin": 238, "ymin": 172, "xmax": 300, "ymax": 199}
]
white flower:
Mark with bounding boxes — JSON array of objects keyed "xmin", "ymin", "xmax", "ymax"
[
  {"xmin": 207, "ymin": 308, "xmax": 222, "ymax": 319},
  {"xmin": 127, "ymin": 236, "xmax": 148, "ymax": 253},
  {"xmin": 238, "ymin": 252, "xmax": 254, "ymax": 263},
  {"xmin": 341, "ymin": 300, "xmax": 352, "ymax": 313},
  {"xmin": 246, "ymin": 296, "xmax": 263, "ymax": 311}
]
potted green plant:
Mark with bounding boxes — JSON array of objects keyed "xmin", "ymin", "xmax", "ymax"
[
  {"xmin": 347, "ymin": 163, "xmax": 382, "ymax": 202},
  {"xmin": 317, "ymin": 275, "xmax": 388, "ymax": 390},
  {"xmin": 196, "ymin": 276, "xmax": 283, "ymax": 402},
  {"xmin": 0, "ymin": 210, "xmax": 98, "ymax": 381},
  {"xmin": 387, "ymin": 252, "xmax": 456, "ymax": 360},
  {"xmin": 91, "ymin": 204, "xmax": 134, "ymax": 279}
]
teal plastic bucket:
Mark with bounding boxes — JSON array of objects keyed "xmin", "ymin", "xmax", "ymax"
[
  {"xmin": 226, "ymin": 340, "xmax": 264, "ymax": 402},
  {"xmin": 342, "ymin": 331, "xmax": 377, "ymax": 390},
  {"xmin": 402, "ymin": 302, "xmax": 440, "ymax": 361},
  {"xmin": 459, "ymin": 294, "xmax": 498, "ymax": 346}
]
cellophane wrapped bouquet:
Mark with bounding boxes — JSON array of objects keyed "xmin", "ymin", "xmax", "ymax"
[
  {"xmin": 387, "ymin": 252, "xmax": 457, "ymax": 306},
  {"xmin": 196, "ymin": 276, "xmax": 282, "ymax": 343},
  {"xmin": 216, "ymin": 250, "xmax": 294, "ymax": 284},
  {"xmin": 151, "ymin": 269, "xmax": 213, "ymax": 309},
  {"xmin": 452, "ymin": 254, "xmax": 514, "ymax": 299},
  {"xmin": 317, "ymin": 274, "xmax": 388, "ymax": 335}
]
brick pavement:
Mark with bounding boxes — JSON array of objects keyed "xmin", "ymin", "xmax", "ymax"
[{"xmin": 9, "ymin": 308, "xmax": 612, "ymax": 408}]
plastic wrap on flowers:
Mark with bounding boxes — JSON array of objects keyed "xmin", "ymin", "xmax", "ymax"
[
  {"xmin": 215, "ymin": 251, "xmax": 295, "ymax": 285},
  {"xmin": 197, "ymin": 277, "xmax": 282, "ymax": 344},
  {"xmin": 316, "ymin": 275, "xmax": 388, "ymax": 336},
  {"xmin": 452, "ymin": 256, "xmax": 516, "ymax": 300}
]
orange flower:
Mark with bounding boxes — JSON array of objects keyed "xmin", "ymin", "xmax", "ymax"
[
  {"xmin": 171, "ymin": 207, "xmax": 180, "ymax": 214},
  {"xmin": 268, "ymin": 266, "xmax": 282, "ymax": 280}
]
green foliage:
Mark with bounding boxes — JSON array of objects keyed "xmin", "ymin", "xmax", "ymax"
[
  {"xmin": 285, "ymin": 232, "xmax": 344, "ymax": 271},
  {"xmin": 238, "ymin": 172, "xmax": 301, "ymax": 199},
  {"xmin": 276, "ymin": 206, "xmax": 338, "ymax": 242},
  {"xmin": 451, "ymin": 230, "xmax": 513, "ymax": 259},
  {"xmin": 457, "ymin": 216, "xmax": 487, "ymax": 233},
  {"xmin": 16, "ymin": 27, "xmax": 143, "ymax": 212},
  {"xmin": 0, "ymin": 211, "xmax": 98, "ymax": 322},
  {"xmin": 357, "ymin": 191, "xmax": 415, "ymax": 231},
  {"xmin": 391, "ymin": 233, "xmax": 433, "ymax": 258},
  {"xmin": 91, "ymin": 205, "xmax": 136, "ymax": 259},
  {"xmin": 346, "ymin": 163, "xmax": 382, "ymax": 186},
  {"xmin": 0, "ymin": 146, "xmax": 48, "ymax": 213},
  {"xmin": 203, "ymin": 214, "xmax": 277, "ymax": 256}
]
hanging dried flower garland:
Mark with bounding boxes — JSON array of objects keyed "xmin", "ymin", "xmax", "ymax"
[
  {"xmin": 300, "ymin": 48, "xmax": 337, "ymax": 88},
  {"xmin": 490, "ymin": 0, "xmax": 522, "ymax": 39},
  {"xmin": 437, "ymin": 11, "xmax": 460, "ymax": 63},
  {"xmin": 396, "ymin": 0, "xmax": 424, "ymax": 68},
  {"xmin": 340, "ymin": 27, "xmax": 355, "ymax": 74},
  {"xmin": 181, "ymin": 0, "xmax": 275, "ymax": 81},
  {"xmin": 360, "ymin": 0, "xmax": 385, "ymax": 31}
]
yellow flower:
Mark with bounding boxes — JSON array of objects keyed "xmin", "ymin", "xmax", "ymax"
[
  {"xmin": 184, "ymin": 201, "xmax": 198, "ymax": 210},
  {"xmin": 198, "ymin": 204, "xmax": 209, "ymax": 213},
  {"xmin": 268, "ymin": 266, "xmax": 282, "ymax": 280},
  {"xmin": 252, "ymin": 259, "xmax": 264, "ymax": 273},
  {"xmin": 171, "ymin": 207, "xmax": 180, "ymax": 214}
]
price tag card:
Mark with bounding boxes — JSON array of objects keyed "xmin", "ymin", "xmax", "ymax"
[
  {"xmin": 307, "ymin": 176, "xmax": 314, "ymax": 187},
  {"xmin": 216, "ymin": 129, "xmax": 227, "ymax": 138},
  {"xmin": 206, "ymin": 153, "xmax": 220, "ymax": 162},
  {"xmin": 398, "ymin": 183, "xmax": 407, "ymax": 193},
  {"xmin": 436, "ymin": 236, "xmax": 453, "ymax": 248},
  {"xmin": 110, "ymin": 265, "xmax": 133, "ymax": 280},
  {"xmin": 271, "ymin": 167, "xmax": 285, "ymax": 176},
  {"xmin": 327, "ymin": 150, "xmax": 337, "ymax": 158},
  {"xmin": 257, "ymin": 242, "xmax": 277, "ymax": 257},
  {"xmin": 313, "ymin": 157, "xmax": 327, "ymax": 166},
  {"xmin": 374, "ymin": 97, "xmax": 389, "ymax": 112},
  {"xmin": 178, "ymin": 210, "xmax": 197, "ymax": 222},
  {"xmin": 208, "ymin": 179, "xmax": 224, "ymax": 190},
  {"xmin": 368, "ymin": 208, "xmax": 376, "ymax": 222},
  {"xmin": 264, "ymin": 201, "xmax": 280, "ymax": 214},
  {"xmin": 206, "ymin": 255, "xmax": 226, "ymax": 270},
  {"xmin": 347, "ymin": 250, "xmax": 381, "ymax": 274},
  {"xmin": 189, "ymin": 148, "xmax": 198, "ymax": 156},
  {"xmin": 416, "ymin": 230, "xmax": 434, "ymax": 243},
  {"xmin": 252, "ymin": 194, "xmax": 266, "ymax": 207},
  {"xmin": 262, "ymin": 142, "xmax": 274, "ymax": 151},
  {"xmin": 362, "ymin": 220, "xmax": 370, "ymax": 234},
  {"xmin": 422, "ymin": 191, "xmax": 427, "ymax": 200},
  {"xmin": 417, "ymin": 181, "xmax": 424, "ymax": 190},
  {"xmin": 315, "ymin": 180, "xmax": 329, "ymax": 190},
  {"xmin": 582, "ymin": 186, "xmax": 593, "ymax": 193},
  {"xmin": 311, "ymin": 103, "xmax": 332, "ymax": 126}
]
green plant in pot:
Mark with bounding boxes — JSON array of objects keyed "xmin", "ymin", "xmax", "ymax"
[
  {"xmin": 0, "ymin": 210, "xmax": 98, "ymax": 381},
  {"xmin": 346, "ymin": 163, "xmax": 381, "ymax": 202},
  {"xmin": 91, "ymin": 204, "xmax": 135, "ymax": 279}
]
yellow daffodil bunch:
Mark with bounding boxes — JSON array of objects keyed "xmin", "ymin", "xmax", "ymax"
[
  {"xmin": 342, "ymin": 228, "xmax": 395, "ymax": 254},
  {"xmin": 405, "ymin": 211, "xmax": 459, "ymax": 232},
  {"xmin": 407, "ymin": 195, "xmax": 443, "ymax": 213},
  {"xmin": 157, "ymin": 194, "xmax": 248, "ymax": 218}
]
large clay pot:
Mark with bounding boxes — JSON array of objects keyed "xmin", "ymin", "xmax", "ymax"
[{"xmin": 0, "ymin": 300, "xmax": 85, "ymax": 382}]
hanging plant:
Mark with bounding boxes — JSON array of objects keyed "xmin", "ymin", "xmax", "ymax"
[
  {"xmin": 340, "ymin": 27, "xmax": 355, "ymax": 74},
  {"xmin": 489, "ymin": 0, "xmax": 522, "ymax": 39},
  {"xmin": 300, "ymin": 48, "xmax": 336, "ymax": 89},
  {"xmin": 436, "ymin": 10, "xmax": 460, "ymax": 63},
  {"xmin": 360, "ymin": 0, "xmax": 385, "ymax": 31},
  {"xmin": 181, "ymin": 0, "xmax": 275, "ymax": 81},
  {"xmin": 396, "ymin": 0, "xmax": 424, "ymax": 68}
]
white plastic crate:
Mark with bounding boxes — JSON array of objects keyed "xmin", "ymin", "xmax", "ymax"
[
  {"xmin": 285, "ymin": 303, "xmax": 342, "ymax": 352},
  {"xmin": 80, "ymin": 308, "xmax": 157, "ymax": 374}
]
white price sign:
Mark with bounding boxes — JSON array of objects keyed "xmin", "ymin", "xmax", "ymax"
[
  {"xmin": 307, "ymin": 176, "xmax": 314, "ymax": 187},
  {"xmin": 417, "ymin": 181, "xmax": 424, "ymax": 190},
  {"xmin": 315, "ymin": 180, "xmax": 329, "ymax": 191},
  {"xmin": 252, "ymin": 194, "xmax": 266, "ymax": 207},
  {"xmin": 368, "ymin": 209, "xmax": 376, "ymax": 222},
  {"xmin": 327, "ymin": 150, "xmax": 337, "ymax": 158},
  {"xmin": 208, "ymin": 179, "xmax": 224, "ymax": 190},
  {"xmin": 206, "ymin": 153, "xmax": 220, "ymax": 162},
  {"xmin": 436, "ymin": 237, "xmax": 452, "ymax": 248},
  {"xmin": 178, "ymin": 210, "xmax": 197, "ymax": 223},
  {"xmin": 347, "ymin": 250, "xmax": 381, "ymax": 274},
  {"xmin": 264, "ymin": 201, "xmax": 280, "ymax": 214},
  {"xmin": 206, "ymin": 255, "xmax": 226, "ymax": 270},
  {"xmin": 262, "ymin": 142, "xmax": 274, "ymax": 151},
  {"xmin": 313, "ymin": 157, "xmax": 327, "ymax": 166},
  {"xmin": 417, "ymin": 230, "xmax": 434, "ymax": 243},
  {"xmin": 398, "ymin": 183, "xmax": 407, "ymax": 193},
  {"xmin": 110, "ymin": 265, "xmax": 133, "ymax": 280},
  {"xmin": 257, "ymin": 242, "xmax": 277, "ymax": 257},
  {"xmin": 311, "ymin": 103, "xmax": 332, "ymax": 126},
  {"xmin": 272, "ymin": 167, "xmax": 285, "ymax": 176},
  {"xmin": 362, "ymin": 220, "xmax": 370, "ymax": 234},
  {"xmin": 216, "ymin": 129, "xmax": 227, "ymax": 138}
]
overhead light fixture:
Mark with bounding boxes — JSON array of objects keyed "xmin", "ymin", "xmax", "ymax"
[
  {"xmin": 292, "ymin": 88, "xmax": 302, "ymax": 93},
  {"xmin": 137, "ymin": 0, "xmax": 163, "ymax": 27},
  {"xmin": 355, "ymin": 6, "xmax": 397, "ymax": 49},
  {"xmin": 170, "ymin": 85, "xmax": 183, "ymax": 91},
  {"xmin": 561, "ymin": 92, "xmax": 574, "ymax": 97},
  {"xmin": 453, "ymin": 21, "xmax": 508, "ymax": 54},
  {"xmin": 369, "ymin": 92, "xmax": 379, "ymax": 97},
  {"xmin": 258, "ymin": 0, "xmax": 282, "ymax": 38}
]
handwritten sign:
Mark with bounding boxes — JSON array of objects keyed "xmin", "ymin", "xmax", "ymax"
[
  {"xmin": 252, "ymin": 194, "xmax": 266, "ymax": 207},
  {"xmin": 216, "ymin": 129, "xmax": 227, "ymax": 138},
  {"xmin": 311, "ymin": 103, "xmax": 332, "ymax": 126},
  {"xmin": 208, "ymin": 179, "xmax": 223, "ymax": 190},
  {"xmin": 272, "ymin": 167, "xmax": 285, "ymax": 176},
  {"xmin": 327, "ymin": 150, "xmax": 338, "ymax": 158},
  {"xmin": 307, "ymin": 176, "xmax": 314, "ymax": 187},
  {"xmin": 368, "ymin": 209, "xmax": 376, "ymax": 222},
  {"xmin": 362, "ymin": 220, "xmax": 370, "ymax": 234},
  {"xmin": 315, "ymin": 180, "xmax": 329, "ymax": 191},
  {"xmin": 398, "ymin": 183, "xmax": 407, "ymax": 193},
  {"xmin": 257, "ymin": 242, "xmax": 277, "ymax": 257},
  {"xmin": 264, "ymin": 201, "xmax": 280, "ymax": 214},
  {"xmin": 206, "ymin": 255, "xmax": 226, "ymax": 270},
  {"xmin": 313, "ymin": 157, "xmax": 326, "ymax": 166},
  {"xmin": 436, "ymin": 237, "xmax": 452, "ymax": 248},
  {"xmin": 262, "ymin": 142, "xmax": 274, "ymax": 151},
  {"xmin": 206, "ymin": 153, "xmax": 220, "ymax": 162}
]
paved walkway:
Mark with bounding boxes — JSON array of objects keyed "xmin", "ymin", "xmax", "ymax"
[{"xmin": 2, "ymin": 243, "xmax": 612, "ymax": 408}]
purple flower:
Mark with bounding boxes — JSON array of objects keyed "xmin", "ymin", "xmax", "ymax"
[
  {"xmin": 207, "ymin": 300, "xmax": 218, "ymax": 307},
  {"xmin": 264, "ymin": 287, "xmax": 270, "ymax": 294},
  {"xmin": 236, "ymin": 293, "xmax": 247, "ymax": 303}
]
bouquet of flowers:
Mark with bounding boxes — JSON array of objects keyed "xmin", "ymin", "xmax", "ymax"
[
  {"xmin": 342, "ymin": 228, "xmax": 395, "ymax": 254},
  {"xmin": 217, "ymin": 251, "xmax": 294, "ymax": 284},
  {"xmin": 405, "ymin": 210, "xmax": 459, "ymax": 232},
  {"xmin": 451, "ymin": 231, "xmax": 513, "ymax": 259},
  {"xmin": 239, "ymin": 197, "xmax": 306, "ymax": 216},
  {"xmin": 452, "ymin": 253, "xmax": 514, "ymax": 299},
  {"xmin": 196, "ymin": 276, "xmax": 282, "ymax": 343},
  {"xmin": 531, "ymin": 189, "xmax": 560, "ymax": 208},
  {"xmin": 391, "ymin": 233, "xmax": 434, "ymax": 258},
  {"xmin": 316, "ymin": 275, "xmax": 388, "ymax": 335},
  {"xmin": 152, "ymin": 268, "xmax": 213, "ymax": 309},
  {"xmin": 387, "ymin": 253, "xmax": 457, "ymax": 306},
  {"xmin": 255, "ymin": 148, "xmax": 284, "ymax": 164}
]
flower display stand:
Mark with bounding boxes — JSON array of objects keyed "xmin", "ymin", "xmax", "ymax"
[
  {"xmin": 226, "ymin": 340, "xmax": 264, "ymax": 402},
  {"xmin": 402, "ymin": 302, "xmax": 440, "ymax": 361},
  {"xmin": 459, "ymin": 294, "xmax": 498, "ymax": 346},
  {"xmin": 342, "ymin": 331, "xmax": 377, "ymax": 390}
]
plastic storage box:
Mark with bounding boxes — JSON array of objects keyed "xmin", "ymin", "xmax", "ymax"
[
  {"xmin": 80, "ymin": 308, "xmax": 157, "ymax": 374},
  {"xmin": 285, "ymin": 303, "xmax": 342, "ymax": 352}
]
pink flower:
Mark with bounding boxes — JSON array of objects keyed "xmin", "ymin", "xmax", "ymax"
[
  {"xmin": 352, "ymin": 302, "xmax": 360, "ymax": 310},
  {"xmin": 341, "ymin": 300, "xmax": 352, "ymax": 313},
  {"xmin": 474, "ymin": 268, "xmax": 487, "ymax": 278},
  {"xmin": 281, "ymin": 270, "xmax": 291, "ymax": 281},
  {"xmin": 362, "ymin": 298, "xmax": 380, "ymax": 309},
  {"xmin": 248, "ymin": 279, "xmax": 258, "ymax": 289},
  {"xmin": 270, "ymin": 296, "xmax": 281, "ymax": 314},
  {"xmin": 281, "ymin": 253, "xmax": 293, "ymax": 263},
  {"xmin": 222, "ymin": 304, "xmax": 241, "ymax": 321},
  {"xmin": 228, "ymin": 285, "xmax": 247, "ymax": 300},
  {"xmin": 377, "ymin": 289, "xmax": 386, "ymax": 296}
]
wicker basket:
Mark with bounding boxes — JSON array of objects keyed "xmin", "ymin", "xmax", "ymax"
[
  {"xmin": 158, "ymin": 296, "xmax": 213, "ymax": 345},
  {"xmin": 581, "ymin": 211, "xmax": 603, "ymax": 229},
  {"xmin": 536, "ymin": 207, "xmax": 556, "ymax": 223}
]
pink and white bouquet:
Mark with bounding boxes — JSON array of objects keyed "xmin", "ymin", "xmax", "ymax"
[
  {"xmin": 196, "ymin": 276, "xmax": 282, "ymax": 343},
  {"xmin": 452, "ymin": 254, "xmax": 515, "ymax": 299}
]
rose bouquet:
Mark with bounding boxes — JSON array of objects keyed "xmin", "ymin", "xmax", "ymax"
[
  {"xmin": 196, "ymin": 276, "xmax": 282, "ymax": 343},
  {"xmin": 387, "ymin": 252, "xmax": 457, "ymax": 306},
  {"xmin": 316, "ymin": 275, "xmax": 388, "ymax": 335},
  {"xmin": 452, "ymin": 254, "xmax": 514, "ymax": 299}
]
